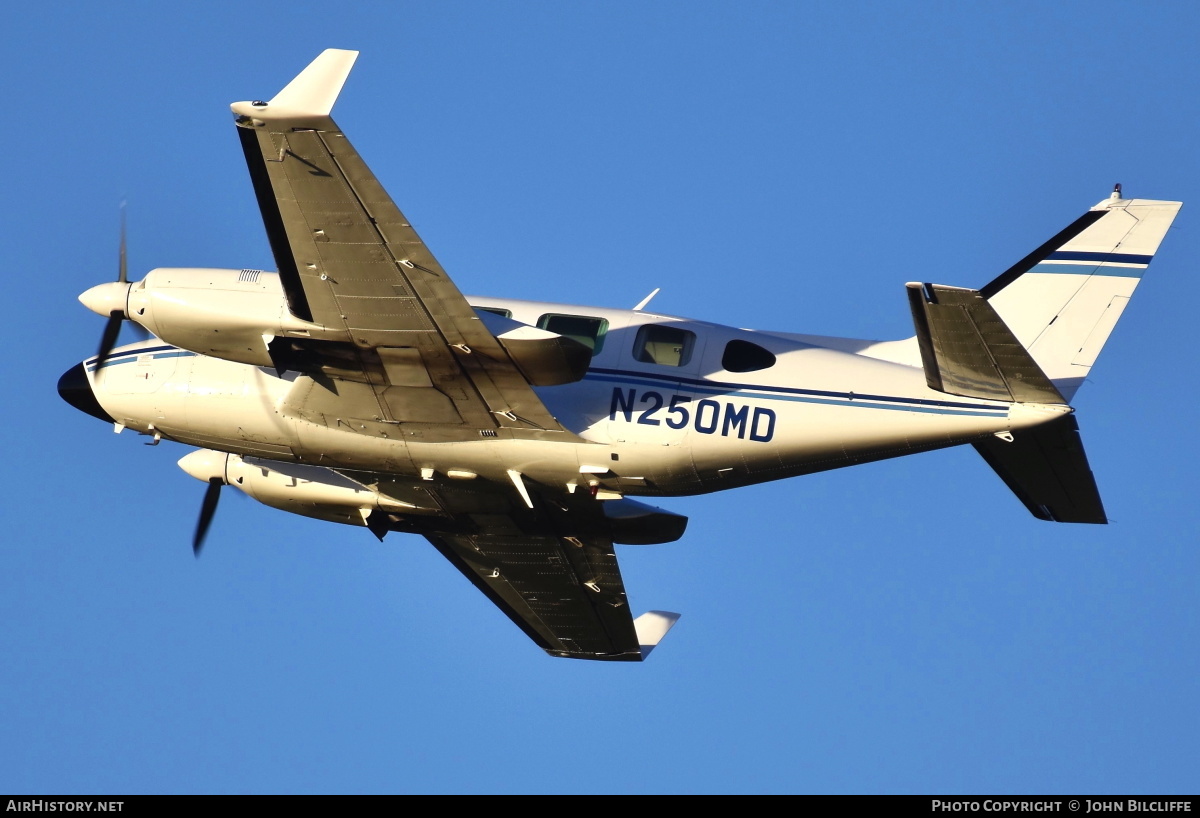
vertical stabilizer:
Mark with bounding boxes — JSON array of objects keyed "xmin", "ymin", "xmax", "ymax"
[{"xmin": 981, "ymin": 194, "xmax": 1181, "ymax": 400}]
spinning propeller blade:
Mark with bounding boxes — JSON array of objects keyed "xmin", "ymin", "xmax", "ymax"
[
  {"xmin": 118, "ymin": 205, "xmax": 127, "ymax": 284},
  {"xmin": 93, "ymin": 206, "xmax": 147, "ymax": 366},
  {"xmin": 194, "ymin": 478, "xmax": 223, "ymax": 558},
  {"xmin": 116, "ymin": 209, "xmax": 149, "ymax": 341},
  {"xmin": 97, "ymin": 312, "xmax": 124, "ymax": 364}
]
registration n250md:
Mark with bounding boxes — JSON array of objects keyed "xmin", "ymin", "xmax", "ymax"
[{"xmin": 609, "ymin": 387, "xmax": 776, "ymax": 442}]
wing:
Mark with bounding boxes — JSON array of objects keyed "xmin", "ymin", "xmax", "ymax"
[
  {"xmin": 424, "ymin": 527, "xmax": 640, "ymax": 660},
  {"xmin": 346, "ymin": 471, "xmax": 674, "ymax": 661},
  {"xmin": 233, "ymin": 52, "xmax": 679, "ymax": 659},
  {"xmin": 232, "ymin": 49, "xmax": 577, "ymax": 441}
]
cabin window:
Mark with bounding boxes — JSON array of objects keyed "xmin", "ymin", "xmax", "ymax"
[
  {"xmin": 537, "ymin": 313, "xmax": 608, "ymax": 354},
  {"xmin": 634, "ymin": 324, "xmax": 695, "ymax": 367},
  {"xmin": 722, "ymin": 339, "xmax": 776, "ymax": 373},
  {"xmin": 473, "ymin": 306, "xmax": 512, "ymax": 318}
]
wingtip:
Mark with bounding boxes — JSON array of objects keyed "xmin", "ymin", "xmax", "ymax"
[
  {"xmin": 635, "ymin": 610, "xmax": 681, "ymax": 659},
  {"xmin": 231, "ymin": 48, "xmax": 359, "ymax": 120}
]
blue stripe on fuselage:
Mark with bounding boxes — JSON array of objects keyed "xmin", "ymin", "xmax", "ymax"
[
  {"xmin": 85, "ymin": 345, "xmax": 196, "ymax": 372},
  {"xmin": 585, "ymin": 368, "xmax": 1008, "ymax": 417}
]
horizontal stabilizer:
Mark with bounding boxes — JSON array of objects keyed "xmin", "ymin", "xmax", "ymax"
[
  {"xmin": 634, "ymin": 611, "xmax": 681, "ymax": 659},
  {"xmin": 973, "ymin": 414, "xmax": 1106, "ymax": 524},
  {"xmin": 907, "ymin": 283, "xmax": 1065, "ymax": 404}
]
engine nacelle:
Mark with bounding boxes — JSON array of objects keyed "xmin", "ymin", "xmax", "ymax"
[
  {"xmin": 179, "ymin": 450, "xmax": 688, "ymax": 544},
  {"xmin": 81, "ymin": 267, "xmax": 589, "ymax": 382},
  {"xmin": 178, "ymin": 449, "xmax": 437, "ymax": 529},
  {"xmin": 125, "ymin": 268, "xmax": 327, "ymax": 366}
]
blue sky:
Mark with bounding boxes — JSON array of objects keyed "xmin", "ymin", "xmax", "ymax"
[{"xmin": 6, "ymin": 1, "xmax": 1199, "ymax": 794}]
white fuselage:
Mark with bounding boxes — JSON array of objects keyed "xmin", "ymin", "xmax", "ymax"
[{"xmin": 80, "ymin": 270, "xmax": 1067, "ymax": 500}]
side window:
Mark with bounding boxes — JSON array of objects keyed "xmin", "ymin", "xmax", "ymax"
[
  {"xmin": 537, "ymin": 313, "xmax": 608, "ymax": 354},
  {"xmin": 634, "ymin": 324, "xmax": 696, "ymax": 367},
  {"xmin": 722, "ymin": 339, "xmax": 776, "ymax": 373},
  {"xmin": 472, "ymin": 306, "xmax": 512, "ymax": 318}
]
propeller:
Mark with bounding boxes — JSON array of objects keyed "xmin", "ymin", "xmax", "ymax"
[
  {"xmin": 178, "ymin": 450, "xmax": 230, "ymax": 558},
  {"xmin": 194, "ymin": 478, "xmax": 223, "ymax": 558},
  {"xmin": 82, "ymin": 206, "xmax": 148, "ymax": 369},
  {"xmin": 97, "ymin": 208, "xmax": 130, "ymax": 366}
]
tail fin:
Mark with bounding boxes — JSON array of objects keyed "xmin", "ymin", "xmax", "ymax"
[{"xmin": 982, "ymin": 190, "xmax": 1181, "ymax": 400}]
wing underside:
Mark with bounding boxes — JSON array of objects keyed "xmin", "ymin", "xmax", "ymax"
[
  {"xmin": 359, "ymin": 474, "xmax": 648, "ymax": 660},
  {"xmin": 425, "ymin": 530, "xmax": 642, "ymax": 660},
  {"xmin": 233, "ymin": 51, "xmax": 575, "ymax": 441}
]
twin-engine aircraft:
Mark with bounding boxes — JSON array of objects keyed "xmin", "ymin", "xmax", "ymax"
[{"xmin": 58, "ymin": 49, "xmax": 1181, "ymax": 661}]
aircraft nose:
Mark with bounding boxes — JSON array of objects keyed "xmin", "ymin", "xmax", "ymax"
[{"xmin": 57, "ymin": 362, "xmax": 114, "ymax": 423}]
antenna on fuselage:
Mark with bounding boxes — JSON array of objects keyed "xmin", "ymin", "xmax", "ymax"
[{"xmin": 632, "ymin": 288, "xmax": 661, "ymax": 311}]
